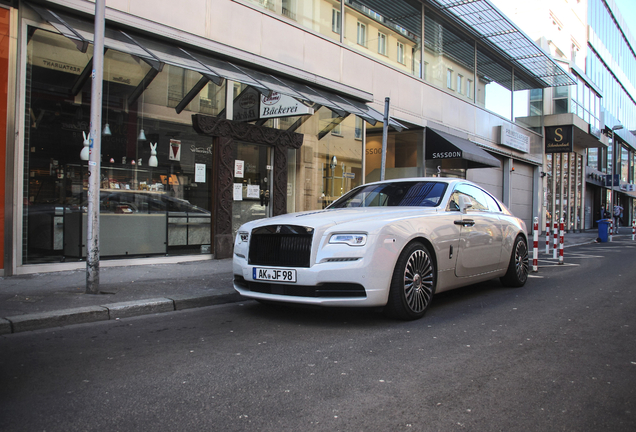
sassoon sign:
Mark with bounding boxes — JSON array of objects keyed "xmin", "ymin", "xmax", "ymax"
[{"xmin": 260, "ymin": 92, "xmax": 314, "ymax": 119}]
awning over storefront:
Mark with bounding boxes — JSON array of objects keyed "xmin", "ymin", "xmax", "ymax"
[
  {"xmin": 426, "ymin": 0, "xmax": 576, "ymax": 88},
  {"xmin": 425, "ymin": 128, "xmax": 501, "ymax": 168},
  {"xmin": 27, "ymin": 2, "xmax": 406, "ymax": 131}
]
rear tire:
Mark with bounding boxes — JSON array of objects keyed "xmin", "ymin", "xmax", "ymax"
[
  {"xmin": 500, "ymin": 236, "xmax": 529, "ymax": 287},
  {"xmin": 384, "ymin": 242, "xmax": 436, "ymax": 320}
]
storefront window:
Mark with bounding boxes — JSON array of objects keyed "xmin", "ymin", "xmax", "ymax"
[
  {"xmin": 22, "ymin": 28, "xmax": 225, "ymax": 264},
  {"xmin": 229, "ymin": 82, "xmax": 364, "ymax": 212},
  {"xmin": 365, "ymin": 128, "xmax": 424, "ymax": 182},
  {"xmin": 621, "ymin": 146, "xmax": 629, "ymax": 182}
]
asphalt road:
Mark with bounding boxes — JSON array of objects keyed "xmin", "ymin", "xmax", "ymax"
[{"xmin": 1, "ymin": 240, "xmax": 635, "ymax": 431}]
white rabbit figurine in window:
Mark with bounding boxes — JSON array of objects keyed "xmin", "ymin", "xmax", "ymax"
[
  {"xmin": 80, "ymin": 131, "xmax": 90, "ymax": 161},
  {"xmin": 149, "ymin": 142, "xmax": 158, "ymax": 167}
]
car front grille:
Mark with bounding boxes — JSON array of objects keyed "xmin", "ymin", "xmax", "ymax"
[
  {"xmin": 248, "ymin": 225, "xmax": 313, "ymax": 268},
  {"xmin": 234, "ymin": 276, "xmax": 366, "ymax": 298}
]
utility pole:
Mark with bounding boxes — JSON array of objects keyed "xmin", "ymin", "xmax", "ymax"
[
  {"xmin": 86, "ymin": 0, "xmax": 105, "ymax": 294},
  {"xmin": 380, "ymin": 97, "xmax": 390, "ymax": 181},
  {"xmin": 609, "ymin": 124, "xmax": 623, "ymax": 232}
]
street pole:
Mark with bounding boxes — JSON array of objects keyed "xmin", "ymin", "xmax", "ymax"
[
  {"xmin": 610, "ymin": 132, "xmax": 614, "ymax": 226},
  {"xmin": 609, "ymin": 124, "xmax": 624, "ymax": 234},
  {"xmin": 86, "ymin": 0, "xmax": 105, "ymax": 294},
  {"xmin": 380, "ymin": 97, "xmax": 390, "ymax": 181}
]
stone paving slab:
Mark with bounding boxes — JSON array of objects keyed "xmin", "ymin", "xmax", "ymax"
[{"xmin": 105, "ymin": 298, "xmax": 176, "ymax": 319}]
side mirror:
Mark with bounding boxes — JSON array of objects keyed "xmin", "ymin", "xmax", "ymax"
[{"xmin": 458, "ymin": 195, "xmax": 473, "ymax": 213}]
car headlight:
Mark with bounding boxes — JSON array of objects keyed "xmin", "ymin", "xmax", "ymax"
[
  {"xmin": 329, "ymin": 233, "xmax": 367, "ymax": 246},
  {"xmin": 238, "ymin": 231, "xmax": 249, "ymax": 243}
]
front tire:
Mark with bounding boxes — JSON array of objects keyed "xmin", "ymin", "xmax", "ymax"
[
  {"xmin": 500, "ymin": 235, "xmax": 529, "ymax": 287},
  {"xmin": 384, "ymin": 242, "xmax": 436, "ymax": 320}
]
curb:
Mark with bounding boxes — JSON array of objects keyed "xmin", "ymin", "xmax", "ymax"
[{"xmin": 0, "ymin": 292, "xmax": 243, "ymax": 335}]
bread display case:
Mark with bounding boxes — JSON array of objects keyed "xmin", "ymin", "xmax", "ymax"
[{"xmin": 57, "ymin": 164, "xmax": 211, "ymax": 258}]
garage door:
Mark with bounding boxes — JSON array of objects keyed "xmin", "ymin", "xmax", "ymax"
[
  {"xmin": 466, "ymin": 155, "xmax": 503, "ymax": 201},
  {"xmin": 509, "ymin": 161, "xmax": 534, "ymax": 229}
]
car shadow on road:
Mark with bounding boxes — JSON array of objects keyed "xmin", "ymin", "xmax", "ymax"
[{"xmin": 237, "ymin": 278, "xmax": 514, "ymax": 326}]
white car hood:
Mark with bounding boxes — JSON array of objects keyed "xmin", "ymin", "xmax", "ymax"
[{"xmin": 242, "ymin": 207, "xmax": 441, "ymax": 231}]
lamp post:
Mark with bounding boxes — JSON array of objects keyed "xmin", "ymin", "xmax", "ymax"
[
  {"xmin": 86, "ymin": 0, "xmax": 106, "ymax": 294},
  {"xmin": 609, "ymin": 124, "xmax": 624, "ymax": 224}
]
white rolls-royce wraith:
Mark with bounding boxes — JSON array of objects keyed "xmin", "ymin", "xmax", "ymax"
[{"xmin": 233, "ymin": 178, "xmax": 529, "ymax": 320}]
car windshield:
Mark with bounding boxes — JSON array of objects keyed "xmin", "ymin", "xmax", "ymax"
[{"xmin": 328, "ymin": 181, "xmax": 447, "ymax": 208}]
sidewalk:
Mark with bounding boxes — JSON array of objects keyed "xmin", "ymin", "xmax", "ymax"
[
  {"xmin": 0, "ymin": 230, "xmax": 614, "ymax": 335},
  {"xmin": 0, "ymin": 258, "xmax": 237, "ymax": 335}
]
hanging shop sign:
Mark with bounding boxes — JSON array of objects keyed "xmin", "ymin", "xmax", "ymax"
[
  {"xmin": 260, "ymin": 92, "xmax": 314, "ymax": 119},
  {"xmin": 169, "ymin": 139, "xmax": 182, "ymax": 161},
  {"xmin": 545, "ymin": 125, "xmax": 573, "ymax": 153},
  {"xmin": 499, "ymin": 124, "xmax": 530, "ymax": 153},
  {"xmin": 234, "ymin": 87, "xmax": 260, "ymax": 122}
]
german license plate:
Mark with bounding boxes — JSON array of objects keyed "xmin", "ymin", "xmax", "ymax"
[{"xmin": 253, "ymin": 267, "xmax": 297, "ymax": 283}]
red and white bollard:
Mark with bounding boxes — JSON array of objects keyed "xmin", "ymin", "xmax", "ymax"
[
  {"xmin": 609, "ymin": 219, "xmax": 613, "ymax": 242},
  {"xmin": 553, "ymin": 221, "xmax": 558, "ymax": 259},
  {"xmin": 632, "ymin": 220, "xmax": 635, "ymax": 241},
  {"xmin": 545, "ymin": 221, "xmax": 550, "ymax": 254},
  {"xmin": 533, "ymin": 217, "xmax": 539, "ymax": 272},
  {"xmin": 558, "ymin": 218, "xmax": 564, "ymax": 265}
]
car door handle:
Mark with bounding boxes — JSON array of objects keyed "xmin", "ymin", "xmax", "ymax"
[{"xmin": 454, "ymin": 219, "xmax": 475, "ymax": 227}]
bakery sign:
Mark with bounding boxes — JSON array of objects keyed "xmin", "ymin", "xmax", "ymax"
[
  {"xmin": 545, "ymin": 125, "xmax": 573, "ymax": 153},
  {"xmin": 260, "ymin": 92, "xmax": 314, "ymax": 119}
]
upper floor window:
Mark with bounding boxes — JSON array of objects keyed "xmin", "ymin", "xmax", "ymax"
[
  {"xmin": 457, "ymin": 75, "xmax": 463, "ymax": 94},
  {"xmin": 397, "ymin": 42, "xmax": 405, "ymax": 64},
  {"xmin": 378, "ymin": 32, "xmax": 387, "ymax": 56},
  {"xmin": 447, "ymin": 69, "xmax": 453, "ymax": 90},
  {"xmin": 554, "ymin": 85, "xmax": 569, "ymax": 114},
  {"xmin": 357, "ymin": 22, "xmax": 367, "ymax": 47},
  {"xmin": 281, "ymin": 0, "xmax": 296, "ymax": 21},
  {"xmin": 332, "ymin": 8, "xmax": 341, "ymax": 34},
  {"xmin": 466, "ymin": 79, "xmax": 472, "ymax": 98}
]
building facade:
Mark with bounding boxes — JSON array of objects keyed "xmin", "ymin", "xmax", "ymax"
[
  {"xmin": 2, "ymin": 0, "xmax": 579, "ymax": 276},
  {"xmin": 492, "ymin": 0, "xmax": 636, "ymax": 232}
]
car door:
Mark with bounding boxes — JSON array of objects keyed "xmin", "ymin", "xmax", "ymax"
[{"xmin": 452, "ymin": 184, "xmax": 504, "ymax": 277}]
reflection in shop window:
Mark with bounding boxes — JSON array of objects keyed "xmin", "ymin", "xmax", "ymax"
[
  {"xmin": 424, "ymin": 10, "xmax": 474, "ymax": 95},
  {"xmin": 331, "ymin": 111, "xmax": 343, "ymax": 136},
  {"xmin": 292, "ymin": 107, "xmax": 362, "ymax": 210},
  {"xmin": 355, "ymin": 116, "xmax": 363, "ymax": 140}
]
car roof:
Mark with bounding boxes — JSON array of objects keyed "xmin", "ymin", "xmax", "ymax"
[{"xmin": 361, "ymin": 177, "xmax": 467, "ymax": 188}]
